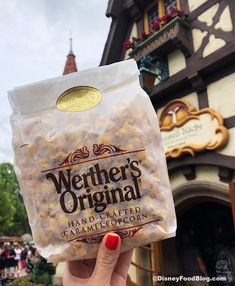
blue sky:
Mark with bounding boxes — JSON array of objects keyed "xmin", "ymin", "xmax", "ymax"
[{"xmin": 0, "ymin": 0, "xmax": 111, "ymax": 162}]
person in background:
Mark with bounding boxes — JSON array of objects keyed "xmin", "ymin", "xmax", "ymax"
[
  {"xmin": 215, "ymin": 234, "xmax": 235, "ymax": 286},
  {"xmin": 180, "ymin": 231, "xmax": 209, "ymax": 286},
  {"xmin": 2, "ymin": 243, "xmax": 16, "ymax": 279},
  {"xmin": 25, "ymin": 242, "xmax": 38, "ymax": 273},
  {"xmin": 14, "ymin": 243, "xmax": 22, "ymax": 276},
  {"xmin": 20, "ymin": 244, "xmax": 28, "ymax": 270},
  {"xmin": 0, "ymin": 244, "xmax": 5, "ymax": 279}
]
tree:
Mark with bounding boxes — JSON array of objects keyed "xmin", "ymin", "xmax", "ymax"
[
  {"xmin": 0, "ymin": 190, "xmax": 16, "ymax": 234},
  {"xmin": 31, "ymin": 256, "xmax": 55, "ymax": 285},
  {"xmin": 0, "ymin": 162, "xmax": 31, "ymax": 236}
]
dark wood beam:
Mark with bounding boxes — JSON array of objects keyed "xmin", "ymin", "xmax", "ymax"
[
  {"xmin": 224, "ymin": 116, "xmax": 235, "ymax": 129},
  {"xmin": 167, "ymin": 151, "xmax": 235, "ymax": 175},
  {"xmin": 218, "ymin": 167, "xmax": 234, "ymax": 182},
  {"xmin": 188, "ymin": 0, "xmax": 222, "ymax": 21},
  {"xmin": 182, "ymin": 165, "xmax": 196, "ymax": 180},
  {"xmin": 198, "ymin": 90, "xmax": 209, "ymax": 109},
  {"xmin": 150, "ymin": 42, "xmax": 235, "ymax": 106}
]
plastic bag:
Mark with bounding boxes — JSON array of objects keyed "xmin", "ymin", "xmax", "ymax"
[{"xmin": 8, "ymin": 59, "xmax": 176, "ymax": 263}]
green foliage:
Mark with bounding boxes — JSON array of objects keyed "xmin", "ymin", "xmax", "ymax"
[
  {"xmin": 0, "ymin": 162, "xmax": 19, "ymax": 194},
  {"xmin": 31, "ymin": 256, "xmax": 55, "ymax": 286},
  {"xmin": 0, "ymin": 188, "xmax": 16, "ymax": 233},
  {"xmin": 0, "ymin": 162, "xmax": 31, "ymax": 236},
  {"xmin": 7, "ymin": 276, "xmax": 34, "ymax": 286},
  {"xmin": 9, "ymin": 257, "xmax": 55, "ymax": 286}
]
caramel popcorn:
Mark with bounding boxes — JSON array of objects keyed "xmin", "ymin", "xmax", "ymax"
[{"xmin": 8, "ymin": 59, "xmax": 176, "ymax": 263}]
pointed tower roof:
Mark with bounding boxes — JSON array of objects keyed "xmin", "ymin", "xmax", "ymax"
[{"xmin": 63, "ymin": 38, "xmax": 78, "ymax": 75}]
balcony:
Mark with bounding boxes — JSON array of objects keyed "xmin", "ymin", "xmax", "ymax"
[{"xmin": 129, "ymin": 16, "xmax": 191, "ymax": 62}]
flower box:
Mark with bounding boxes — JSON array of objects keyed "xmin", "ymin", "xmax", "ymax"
[{"xmin": 129, "ymin": 16, "xmax": 191, "ymax": 62}]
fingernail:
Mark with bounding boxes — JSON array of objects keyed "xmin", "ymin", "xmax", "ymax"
[{"xmin": 105, "ymin": 233, "xmax": 120, "ymax": 251}]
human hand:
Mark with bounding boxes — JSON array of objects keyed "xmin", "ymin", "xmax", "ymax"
[{"xmin": 63, "ymin": 233, "xmax": 133, "ymax": 286}]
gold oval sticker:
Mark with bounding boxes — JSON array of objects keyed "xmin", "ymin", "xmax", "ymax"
[{"xmin": 56, "ymin": 86, "xmax": 102, "ymax": 112}]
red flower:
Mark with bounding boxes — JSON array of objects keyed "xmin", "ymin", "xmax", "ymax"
[
  {"xmin": 141, "ymin": 31, "xmax": 147, "ymax": 37},
  {"xmin": 170, "ymin": 7, "xmax": 178, "ymax": 15},
  {"xmin": 166, "ymin": 13, "xmax": 171, "ymax": 20},
  {"xmin": 122, "ymin": 40, "xmax": 132, "ymax": 51},
  {"xmin": 158, "ymin": 13, "xmax": 171, "ymax": 23},
  {"xmin": 151, "ymin": 20, "xmax": 159, "ymax": 31},
  {"xmin": 169, "ymin": 7, "xmax": 185, "ymax": 16},
  {"xmin": 161, "ymin": 15, "xmax": 167, "ymax": 22}
]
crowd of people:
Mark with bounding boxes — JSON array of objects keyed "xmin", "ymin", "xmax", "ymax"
[{"xmin": 0, "ymin": 242, "xmax": 38, "ymax": 281}]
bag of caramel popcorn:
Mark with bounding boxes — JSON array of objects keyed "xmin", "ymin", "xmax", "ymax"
[{"xmin": 8, "ymin": 59, "xmax": 176, "ymax": 263}]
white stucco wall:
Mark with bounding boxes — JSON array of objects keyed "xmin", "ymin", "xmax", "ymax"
[
  {"xmin": 188, "ymin": 0, "xmax": 207, "ymax": 12},
  {"xmin": 215, "ymin": 6, "xmax": 233, "ymax": 32},
  {"xmin": 182, "ymin": 92, "xmax": 199, "ymax": 110},
  {"xmin": 203, "ymin": 35, "xmax": 226, "ymax": 57},
  {"xmin": 192, "ymin": 5, "xmax": 233, "ymax": 57},
  {"xmin": 196, "ymin": 166, "xmax": 225, "ymax": 185},
  {"xmin": 192, "ymin": 29, "xmax": 208, "ymax": 53},
  {"xmin": 208, "ymin": 72, "xmax": 235, "ymax": 118},
  {"xmin": 170, "ymin": 166, "xmax": 226, "ymax": 193},
  {"xmin": 168, "ymin": 50, "xmax": 186, "ymax": 76},
  {"xmin": 124, "ymin": 23, "xmax": 138, "ymax": 60},
  {"xmin": 198, "ymin": 4, "xmax": 219, "ymax": 26},
  {"xmin": 217, "ymin": 127, "xmax": 235, "ymax": 157},
  {"xmin": 170, "ymin": 170, "xmax": 187, "ymax": 191},
  {"xmin": 170, "ymin": 166, "xmax": 229, "ymax": 199}
]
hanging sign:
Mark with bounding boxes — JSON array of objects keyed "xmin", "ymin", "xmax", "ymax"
[{"xmin": 159, "ymin": 99, "xmax": 229, "ymax": 159}]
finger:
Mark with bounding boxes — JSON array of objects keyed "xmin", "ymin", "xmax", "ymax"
[
  {"xmin": 91, "ymin": 233, "xmax": 121, "ymax": 285},
  {"xmin": 114, "ymin": 249, "xmax": 133, "ymax": 279}
]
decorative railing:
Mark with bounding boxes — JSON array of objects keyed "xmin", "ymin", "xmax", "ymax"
[{"xmin": 128, "ymin": 16, "xmax": 191, "ymax": 62}]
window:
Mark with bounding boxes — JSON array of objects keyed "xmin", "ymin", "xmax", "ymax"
[
  {"xmin": 164, "ymin": 0, "xmax": 177, "ymax": 14},
  {"xmin": 147, "ymin": 3, "xmax": 159, "ymax": 32},
  {"xmin": 144, "ymin": 0, "xmax": 180, "ymax": 33},
  {"xmin": 130, "ymin": 243, "xmax": 160, "ymax": 285},
  {"xmin": 131, "ymin": 245, "xmax": 153, "ymax": 285}
]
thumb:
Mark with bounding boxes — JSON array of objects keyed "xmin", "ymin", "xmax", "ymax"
[{"xmin": 91, "ymin": 233, "xmax": 121, "ymax": 285}]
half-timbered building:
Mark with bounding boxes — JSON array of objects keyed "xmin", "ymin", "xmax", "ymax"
[{"xmin": 101, "ymin": 1, "xmax": 235, "ymax": 285}]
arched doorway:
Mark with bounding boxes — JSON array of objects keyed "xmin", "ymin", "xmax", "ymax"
[
  {"xmin": 177, "ymin": 202, "xmax": 234, "ymax": 281},
  {"xmin": 160, "ymin": 182, "xmax": 234, "ymax": 285},
  {"xmin": 128, "ymin": 183, "xmax": 234, "ymax": 286}
]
